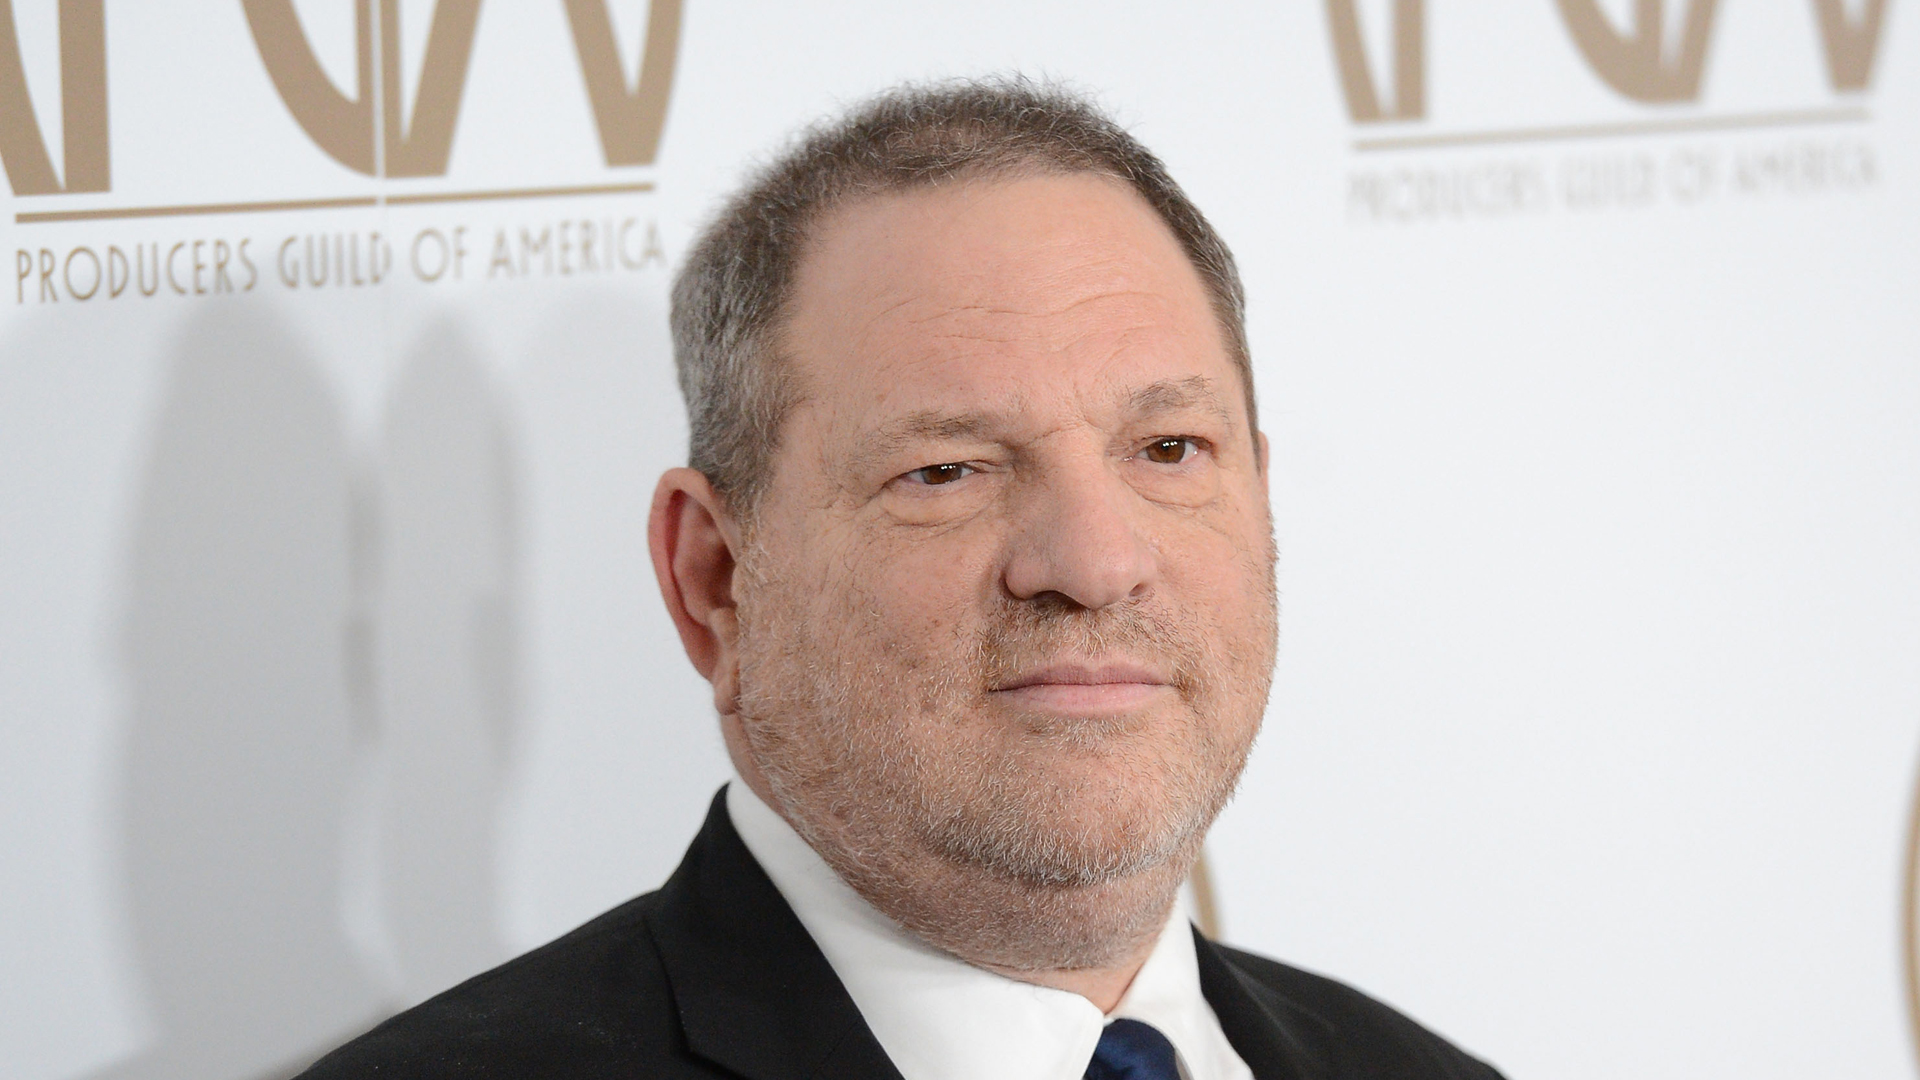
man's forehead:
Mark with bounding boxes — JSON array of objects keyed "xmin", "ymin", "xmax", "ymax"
[
  {"xmin": 773, "ymin": 170, "xmax": 1243, "ymax": 471},
  {"xmin": 792, "ymin": 179, "xmax": 1219, "ymax": 345},
  {"xmin": 791, "ymin": 172, "xmax": 1208, "ymax": 325}
]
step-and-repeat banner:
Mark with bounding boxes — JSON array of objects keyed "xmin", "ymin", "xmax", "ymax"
[{"xmin": 4, "ymin": 3, "xmax": 1916, "ymax": 1078}]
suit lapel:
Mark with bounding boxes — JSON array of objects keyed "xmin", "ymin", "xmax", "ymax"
[
  {"xmin": 1193, "ymin": 928, "xmax": 1330, "ymax": 1080},
  {"xmin": 644, "ymin": 789, "xmax": 905, "ymax": 1080}
]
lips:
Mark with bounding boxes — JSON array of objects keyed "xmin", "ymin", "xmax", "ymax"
[
  {"xmin": 992, "ymin": 661, "xmax": 1168, "ymax": 691},
  {"xmin": 989, "ymin": 661, "xmax": 1171, "ymax": 711}
]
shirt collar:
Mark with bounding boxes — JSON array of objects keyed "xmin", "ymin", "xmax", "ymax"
[{"xmin": 725, "ymin": 781, "xmax": 1247, "ymax": 1080}]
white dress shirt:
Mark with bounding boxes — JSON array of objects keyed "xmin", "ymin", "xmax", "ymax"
[{"xmin": 726, "ymin": 782, "xmax": 1254, "ymax": 1080}]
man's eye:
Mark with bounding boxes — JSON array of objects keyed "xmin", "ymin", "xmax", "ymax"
[
  {"xmin": 905, "ymin": 462, "xmax": 975, "ymax": 486},
  {"xmin": 1140, "ymin": 438, "xmax": 1198, "ymax": 465}
]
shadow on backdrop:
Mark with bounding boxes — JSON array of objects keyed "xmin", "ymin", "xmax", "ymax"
[
  {"xmin": 366, "ymin": 323, "xmax": 519, "ymax": 1006},
  {"xmin": 93, "ymin": 309, "xmax": 521, "ymax": 1080},
  {"xmin": 100, "ymin": 307, "xmax": 385, "ymax": 1080}
]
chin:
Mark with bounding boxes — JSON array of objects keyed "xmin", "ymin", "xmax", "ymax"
[
  {"xmin": 920, "ymin": 760, "xmax": 1221, "ymax": 889},
  {"xmin": 898, "ymin": 830, "xmax": 1198, "ymax": 973}
]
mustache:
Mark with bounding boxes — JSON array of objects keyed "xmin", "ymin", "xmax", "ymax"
[{"xmin": 968, "ymin": 595, "xmax": 1208, "ymax": 697}]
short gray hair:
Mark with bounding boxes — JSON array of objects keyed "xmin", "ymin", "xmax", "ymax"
[{"xmin": 669, "ymin": 77, "xmax": 1254, "ymax": 518}]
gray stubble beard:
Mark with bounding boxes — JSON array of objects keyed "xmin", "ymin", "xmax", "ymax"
[{"xmin": 731, "ymin": 543, "xmax": 1276, "ymax": 973}]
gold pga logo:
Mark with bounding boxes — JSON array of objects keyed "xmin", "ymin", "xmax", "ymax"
[
  {"xmin": 1328, "ymin": 1, "xmax": 1892, "ymax": 221},
  {"xmin": 1326, "ymin": 0, "xmax": 1887, "ymax": 124},
  {"xmin": 4, "ymin": 1, "xmax": 679, "ymax": 304},
  {"xmin": 0, "ymin": 0, "xmax": 679, "ymax": 195}
]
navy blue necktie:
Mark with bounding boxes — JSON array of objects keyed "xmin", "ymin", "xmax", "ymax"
[{"xmin": 1084, "ymin": 1018, "xmax": 1181, "ymax": 1080}]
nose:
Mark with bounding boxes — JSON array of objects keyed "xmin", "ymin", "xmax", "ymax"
[{"xmin": 1002, "ymin": 463, "xmax": 1158, "ymax": 610}]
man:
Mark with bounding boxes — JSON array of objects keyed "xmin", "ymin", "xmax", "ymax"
[{"xmin": 301, "ymin": 80, "xmax": 1504, "ymax": 1080}]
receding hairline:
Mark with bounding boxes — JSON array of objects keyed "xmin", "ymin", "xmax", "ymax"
[
  {"xmin": 669, "ymin": 77, "xmax": 1258, "ymax": 519},
  {"xmin": 763, "ymin": 167, "xmax": 1253, "ymax": 443}
]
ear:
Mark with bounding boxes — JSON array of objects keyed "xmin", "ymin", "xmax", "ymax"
[
  {"xmin": 649, "ymin": 467, "xmax": 745, "ymax": 715},
  {"xmin": 1256, "ymin": 429, "xmax": 1270, "ymax": 475}
]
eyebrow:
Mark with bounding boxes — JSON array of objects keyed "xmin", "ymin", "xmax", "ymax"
[
  {"xmin": 874, "ymin": 409, "xmax": 1005, "ymax": 444},
  {"xmin": 845, "ymin": 408, "xmax": 1010, "ymax": 478},
  {"xmin": 1127, "ymin": 376, "xmax": 1234, "ymax": 428}
]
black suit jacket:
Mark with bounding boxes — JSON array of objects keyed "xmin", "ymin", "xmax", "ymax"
[{"xmin": 300, "ymin": 790, "xmax": 1504, "ymax": 1079}]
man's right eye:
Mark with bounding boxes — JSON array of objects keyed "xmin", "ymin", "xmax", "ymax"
[{"xmin": 904, "ymin": 462, "xmax": 975, "ymax": 486}]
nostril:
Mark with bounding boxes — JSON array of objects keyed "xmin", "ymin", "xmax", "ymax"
[{"xmin": 1024, "ymin": 590, "xmax": 1091, "ymax": 615}]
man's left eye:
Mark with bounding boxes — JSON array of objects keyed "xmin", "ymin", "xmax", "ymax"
[
  {"xmin": 1139, "ymin": 437, "xmax": 1198, "ymax": 465},
  {"xmin": 905, "ymin": 462, "xmax": 975, "ymax": 485}
]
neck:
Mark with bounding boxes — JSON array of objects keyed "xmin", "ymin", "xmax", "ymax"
[
  {"xmin": 976, "ymin": 938, "xmax": 1159, "ymax": 1014},
  {"xmin": 876, "ymin": 858, "xmax": 1182, "ymax": 1014}
]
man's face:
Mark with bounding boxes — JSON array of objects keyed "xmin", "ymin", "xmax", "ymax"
[{"xmin": 730, "ymin": 172, "xmax": 1277, "ymax": 959}]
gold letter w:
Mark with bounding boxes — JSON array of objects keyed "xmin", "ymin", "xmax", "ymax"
[{"xmin": 0, "ymin": 0, "xmax": 107, "ymax": 195}]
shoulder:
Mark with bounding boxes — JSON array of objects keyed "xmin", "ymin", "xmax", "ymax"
[
  {"xmin": 1206, "ymin": 942, "xmax": 1507, "ymax": 1080},
  {"xmin": 296, "ymin": 889, "xmax": 721, "ymax": 1080}
]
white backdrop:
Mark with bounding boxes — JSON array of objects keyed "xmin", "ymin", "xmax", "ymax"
[{"xmin": 4, "ymin": 3, "xmax": 1917, "ymax": 1078}]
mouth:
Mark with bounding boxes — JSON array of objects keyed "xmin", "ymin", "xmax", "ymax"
[{"xmin": 988, "ymin": 661, "xmax": 1173, "ymax": 712}]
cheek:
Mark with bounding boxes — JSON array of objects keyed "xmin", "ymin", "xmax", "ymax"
[
  {"xmin": 854, "ymin": 525, "xmax": 1005, "ymax": 646},
  {"xmin": 1159, "ymin": 509, "xmax": 1269, "ymax": 597},
  {"xmin": 1157, "ymin": 513, "xmax": 1277, "ymax": 669}
]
